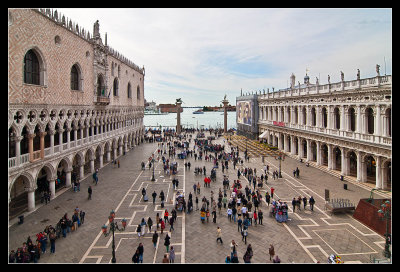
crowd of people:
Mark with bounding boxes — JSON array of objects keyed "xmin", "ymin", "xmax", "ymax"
[{"xmin": 9, "ymin": 207, "xmax": 85, "ymax": 263}]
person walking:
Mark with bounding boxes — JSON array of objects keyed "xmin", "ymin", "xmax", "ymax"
[
  {"xmin": 241, "ymin": 228, "xmax": 248, "ymax": 244},
  {"xmin": 164, "ymin": 233, "xmax": 171, "ymax": 253},
  {"xmin": 49, "ymin": 230, "xmax": 56, "ymax": 254},
  {"xmin": 152, "ymin": 231, "xmax": 158, "ymax": 249},
  {"xmin": 164, "ymin": 209, "xmax": 169, "ymax": 224},
  {"xmin": 270, "ymin": 187, "xmax": 275, "ymax": 199},
  {"xmin": 87, "ymin": 185, "xmax": 92, "ymax": 200},
  {"xmin": 243, "ymin": 244, "xmax": 253, "ymax": 263},
  {"xmin": 79, "ymin": 210, "xmax": 85, "ymax": 225},
  {"xmin": 132, "ymin": 249, "xmax": 140, "ymax": 263},
  {"xmin": 136, "ymin": 224, "xmax": 142, "ymax": 238},
  {"xmin": 253, "ymin": 210, "xmax": 257, "ymax": 226},
  {"xmin": 216, "ymin": 226, "xmax": 223, "ymax": 244},
  {"xmin": 169, "ymin": 216, "xmax": 174, "ymax": 232},
  {"xmin": 309, "ymin": 196, "xmax": 315, "ymax": 211},
  {"xmin": 269, "ymin": 244, "xmax": 275, "ymax": 261},
  {"xmin": 169, "ymin": 246, "xmax": 175, "ymax": 263},
  {"xmin": 258, "ymin": 209, "xmax": 263, "ymax": 225},
  {"xmin": 227, "ymin": 207, "xmax": 232, "ymax": 222},
  {"xmin": 303, "ymin": 196, "xmax": 308, "ymax": 210},
  {"xmin": 152, "ymin": 191, "xmax": 157, "ymax": 204},
  {"xmin": 147, "ymin": 217, "xmax": 153, "ymax": 233},
  {"xmin": 137, "ymin": 243, "xmax": 144, "ymax": 263},
  {"xmin": 140, "ymin": 218, "xmax": 147, "ymax": 236},
  {"xmin": 265, "ymin": 191, "xmax": 270, "ymax": 206},
  {"xmin": 212, "ymin": 210, "xmax": 217, "ymax": 223},
  {"xmin": 230, "ymin": 240, "xmax": 238, "ymax": 260},
  {"xmin": 292, "ymin": 197, "xmax": 297, "ymax": 212},
  {"xmin": 237, "ymin": 216, "xmax": 243, "ymax": 232}
]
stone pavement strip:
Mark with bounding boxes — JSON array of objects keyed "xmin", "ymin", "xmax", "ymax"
[{"xmin": 9, "ymin": 132, "xmax": 387, "ymax": 263}]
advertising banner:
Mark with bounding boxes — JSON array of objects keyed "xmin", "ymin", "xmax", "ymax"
[{"xmin": 237, "ymin": 101, "xmax": 252, "ymax": 126}]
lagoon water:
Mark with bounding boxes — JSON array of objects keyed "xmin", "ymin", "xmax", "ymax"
[{"xmin": 144, "ymin": 108, "xmax": 237, "ymax": 129}]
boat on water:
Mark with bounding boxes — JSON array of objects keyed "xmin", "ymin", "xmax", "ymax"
[{"xmin": 193, "ymin": 109, "xmax": 204, "ymax": 114}]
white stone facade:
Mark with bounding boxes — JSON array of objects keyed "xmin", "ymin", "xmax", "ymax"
[
  {"xmin": 8, "ymin": 9, "xmax": 146, "ymax": 214},
  {"xmin": 257, "ymin": 72, "xmax": 391, "ymax": 191}
]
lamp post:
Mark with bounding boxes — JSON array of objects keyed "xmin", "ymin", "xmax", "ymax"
[
  {"xmin": 377, "ymin": 200, "xmax": 391, "ymax": 258},
  {"xmin": 151, "ymin": 157, "xmax": 155, "ymax": 181},
  {"xmin": 275, "ymin": 151, "xmax": 285, "ymax": 178},
  {"xmin": 101, "ymin": 210, "xmax": 127, "ymax": 263}
]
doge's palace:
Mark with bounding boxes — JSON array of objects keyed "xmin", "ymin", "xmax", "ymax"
[
  {"xmin": 257, "ymin": 69, "xmax": 391, "ymax": 191},
  {"xmin": 8, "ymin": 9, "xmax": 145, "ymax": 217}
]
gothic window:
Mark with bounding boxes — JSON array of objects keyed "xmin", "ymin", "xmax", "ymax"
[
  {"xmin": 113, "ymin": 78, "xmax": 119, "ymax": 96},
  {"xmin": 127, "ymin": 83, "xmax": 132, "ymax": 98},
  {"xmin": 111, "ymin": 62, "xmax": 114, "ymax": 76},
  {"xmin": 137, "ymin": 86, "xmax": 140, "ymax": 100},
  {"xmin": 70, "ymin": 64, "xmax": 80, "ymax": 90},
  {"xmin": 24, "ymin": 49, "xmax": 40, "ymax": 85},
  {"xmin": 97, "ymin": 74, "xmax": 104, "ymax": 96}
]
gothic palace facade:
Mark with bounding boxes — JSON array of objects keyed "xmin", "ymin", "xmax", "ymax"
[
  {"xmin": 257, "ymin": 70, "xmax": 391, "ymax": 191},
  {"xmin": 8, "ymin": 9, "xmax": 145, "ymax": 217}
]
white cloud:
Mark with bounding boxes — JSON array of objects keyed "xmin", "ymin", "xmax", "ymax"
[{"xmin": 56, "ymin": 8, "xmax": 391, "ymax": 106}]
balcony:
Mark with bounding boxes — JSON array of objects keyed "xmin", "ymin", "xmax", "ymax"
[{"xmin": 94, "ymin": 96, "xmax": 110, "ymax": 105}]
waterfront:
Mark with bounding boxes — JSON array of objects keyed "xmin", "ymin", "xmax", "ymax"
[{"xmin": 144, "ymin": 107, "xmax": 237, "ymax": 129}]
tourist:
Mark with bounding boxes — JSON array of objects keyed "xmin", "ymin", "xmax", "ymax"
[
  {"xmin": 136, "ymin": 224, "xmax": 142, "ymax": 238},
  {"xmin": 243, "ymin": 244, "xmax": 253, "ymax": 263},
  {"xmin": 230, "ymin": 240, "xmax": 238, "ymax": 259},
  {"xmin": 292, "ymin": 197, "xmax": 297, "ymax": 212},
  {"xmin": 258, "ymin": 209, "xmax": 263, "ymax": 225},
  {"xmin": 241, "ymin": 228, "xmax": 248, "ymax": 244},
  {"xmin": 303, "ymin": 196, "xmax": 308, "ymax": 210},
  {"xmin": 169, "ymin": 246, "xmax": 175, "ymax": 263},
  {"xmin": 269, "ymin": 244, "xmax": 275, "ymax": 261},
  {"xmin": 160, "ymin": 218, "xmax": 165, "ymax": 234},
  {"xmin": 132, "ymin": 249, "xmax": 140, "ymax": 263},
  {"xmin": 225, "ymin": 256, "xmax": 231, "ymax": 263},
  {"xmin": 164, "ymin": 233, "xmax": 171, "ymax": 253},
  {"xmin": 147, "ymin": 217, "xmax": 153, "ymax": 233},
  {"xmin": 152, "ymin": 231, "xmax": 158, "ymax": 248},
  {"xmin": 164, "ymin": 209, "xmax": 169, "ymax": 223},
  {"xmin": 309, "ymin": 196, "xmax": 315, "ymax": 211},
  {"xmin": 162, "ymin": 254, "xmax": 169, "ymax": 263},
  {"xmin": 137, "ymin": 242, "xmax": 144, "ymax": 263},
  {"xmin": 273, "ymin": 255, "xmax": 281, "ymax": 263},
  {"xmin": 216, "ymin": 226, "xmax": 223, "ymax": 244},
  {"xmin": 88, "ymin": 186, "xmax": 92, "ymax": 200},
  {"xmin": 271, "ymin": 187, "xmax": 275, "ymax": 199},
  {"xmin": 152, "ymin": 191, "xmax": 157, "ymax": 204},
  {"xmin": 140, "ymin": 218, "xmax": 147, "ymax": 236}
]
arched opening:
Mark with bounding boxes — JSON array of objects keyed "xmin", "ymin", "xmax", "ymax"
[
  {"xmin": 294, "ymin": 137, "xmax": 298, "ymax": 155},
  {"xmin": 302, "ymin": 140, "xmax": 307, "ymax": 159},
  {"xmin": 349, "ymin": 107, "xmax": 356, "ymax": 132},
  {"xmin": 322, "ymin": 107, "xmax": 327, "ymax": 128},
  {"xmin": 35, "ymin": 166, "xmax": 52, "ymax": 204},
  {"xmin": 287, "ymin": 135, "xmax": 291, "ymax": 152},
  {"xmin": 302, "ymin": 107, "xmax": 307, "ymax": 125},
  {"xmin": 127, "ymin": 83, "xmax": 132, "ymax": 98},
  {"xmin": 310, "ymin": 141, "xmax": 317, "ymax": 161},
  {"xmin": 118, "ymin": 137, "xmax": 123, "ymax": 156},
  {"xmin": 348, "ymin": 151, "xmax": 357, "ymax": 177},
  {"xmin": 137, "ymin": 85, "xmax": 141, "ymax": 100},
  {"xmin": 70, "ymin": 64, "xmax": 81, "ymax": 91},
  {"xmin": 24, "ymin": 49, "xmax": 40, "ymax": 85},
  {"xmin": 84, "ymin": 150, "xmax": 93, "ymax": 176},
  {"xmin": 94, "ymin": 145, "xmax": 102, "ymax": 170},
  {"xmin": 103, "ymin": 142, "xmax": 110, "ymax": 163},
  {"xmin": 321, "ymin": 144, "xmax": 328, "ymax": 166},
  {"xmin": 294, "ymin": 107, "xmax": 298, "ymax": 124},
  {"xmin": 366, "ymin": 107, "xmax": 374, "ymax": 134},
  {"xmin": 9, "ymin": 175, "xmax": 30, "ymax": 219},
  {"xmin": 334, "ymin": 107, "xmax": 340, "ymax": 130},
  {"xmin": 383, "ymin": 160, "xmax": 391, "ymax": 191},
  {"xmin": 72, "ymin": 153, "xmax": 83, "ymax": 180},
  {"xmin": 311, "ymin": 108, "xmax": 316, "ymax": 126},
  {"xmin": 333, "ymin": 147, "xmax": 341, "ymax": 171},
  {"xmin": 44, "ymin": 123, "xmax": 51, "ymax": 149},
  {"xmin": 56, "ymin": 159, "xmax": 69, "ymax": 192},
  {"xmin": 20, "ymin": 126, "xmax": 29, "ymax": 155},
  {"xmin": 365, "ymin": 155, "xmax": 376, "ymax": 183}
]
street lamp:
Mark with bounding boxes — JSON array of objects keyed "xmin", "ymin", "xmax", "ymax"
[
  {"xmin": 275, "ymin": 151, "xmax": 285, "ymax": 178},
  {"xmin": 101, "ymin": 210, "xmax": 127, "ymax": 263},
  {"xmin": 377, "ymin": 200, "xmax": 391, "ymax": 258},
  {"xmin": 151, "ymin": 157, "xmax": 155, "ymax": 181}
]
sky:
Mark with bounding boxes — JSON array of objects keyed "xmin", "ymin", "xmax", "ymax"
[{"xmin": 56, "ymin": 8, "xmax": 392, "ymax": 107}]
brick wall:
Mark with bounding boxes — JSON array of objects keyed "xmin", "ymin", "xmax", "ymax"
[{"xmin": 8, "ymin": 9, "xmax": 144, "ymax": 107}]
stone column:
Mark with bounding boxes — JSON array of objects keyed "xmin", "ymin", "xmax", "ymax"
[
  {"xmin": 278, "ymin": 133, "xmax": 283, "ymax": 150},
  {"xmin": 340, "ymin": 106, "xmax": 345, "ymax": 131},
  {"xmin": 28, "ymin": 133, "xmax": 35, "ymax": 162},
  {"xmin": 327, "ymin": 144, "xmax": 333, "ymax": 170},
  {"xmin": 375, "ymin": 105, "xmax": 381, "ymax": 137},
  {"xmin": 374, "ymin": 156, "xmax": 382, "ymax": 189},
  {"xmin": 39, "ymin": 131, "xmax": 46, "ymax": 159},
  {"xmin": 118, "ymin": 144, "xmax": 123, "ymax": 157},
  {"xmin": 66, "ymin": 127, "xmax": 71, "ymax": 149},
  {"xmin": 58, "ymin": 129, "xmax": 64, "ymax": 148},
  {"xmin": 316, "ymin": 141, "xmax": 321, "ymax": 165},
  {"xmin": 176, "ymin": 100, "xmax": 182, "ymax": 134},
  {"xmin": 49, "ymin": 179, "xmax": 56, "ymax": 200},
  {"xmin": 341, "ymin": 148, "xmax": 348, "ymax": 176},
  {"xmin": 99, "ymin": 152, "xmax": 104, "ymax": 168},
  {"xmin": 298, "ymin": 137, "xmax": 304, "ymax": 159},
  {"xmin": 65, "ymin": 167, "xmax": 72, "ymax": 188},
  {"xmin": 27, "ymin": 188, "xmax": 35, "ymax": 212},
  {"xmin": 114, "ymin": 147, "xmax": 118, "ymax": 160},
  {"xmin": 74, "ymin": 127, "xmax": 78, "ymax": 145},
  {"xmin": 106, "ymin": 149, "xmax": 111, "ymax": 162},
  {"xmin": 222, "ymin": 98, "xmax": 229, "ymax": 134},
  {"xmin": 49, "ymin": 129, "xmax": 55, "ymax": 154},
  {"xmin": 356, "ymin": 105, "xmax": 362, "ymax": 134},
  {"xmin": 15, "ymin": 136, "xmax": 23, "ymax": 165},
  {"xmin": 284, "ymin": 134, "xmax": 289, "ymax": 152},
  {"xmin": 316, "ymin": 106, "xmax": 321, "ymax": 128},
  {"xmin": 90, "ymin": 158, "xmax": 95, "ymax": 173},
  {"xmin": 356, "ymin": 151, "xmax": 363, "ymax": 182},
  {"xmin": 79, "ymin": 163, "xmax": 84, "ymax": 180},
  {"xmin": 124, "ymin": 140, "xmax": 128, "ymax": 153},
  {"xmin": 306, "ymin": 139, "xmax": 312, "ymax": 162},
  {"xmin": 290, "ymin": 135, "xmax": 296, "ymax": 155}
]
